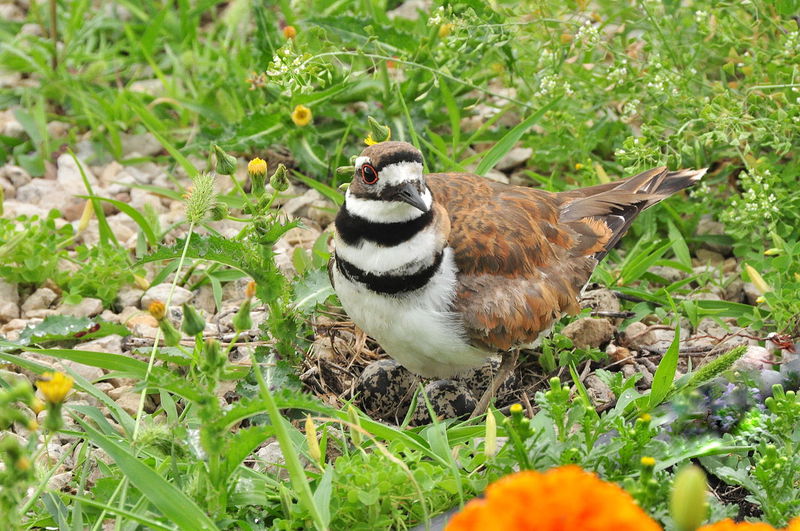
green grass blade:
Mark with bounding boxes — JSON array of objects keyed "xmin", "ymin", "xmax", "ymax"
[
  {"xmin": 474, "ymin": 97, "xmax": 561, "ymax": 176},
  {"xmin": 648, "ymin": 326, "xmax": 680, "ymax": 409},
  {"xmin": 80, "ymin": 195, "xmax": 158, "ymax": 246},
  {"xmin": 74, "ymin": 418, "xmax": 218, "ymax": 530}
]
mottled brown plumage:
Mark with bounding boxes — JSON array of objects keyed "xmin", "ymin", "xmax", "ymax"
[{"xmin": 332, "ymin": 141, "xmax": 705, "ymax": 416}]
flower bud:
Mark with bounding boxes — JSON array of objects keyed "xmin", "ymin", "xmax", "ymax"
[
  {"xmin": 291, "ymin": 105, "xmax": 312, "ymax": 126},
  {"xmin": 283, "ymin": 25, "xmax": 296, "ymax": 39},
  {"xmin": 181, "ymin": 304, "xmax": 206, "ymax": 337},
  {"xmin": 484, "ymin": 410, "xmax": 497, "ymax": 457},
  {"xmin": 269, "ymin": 164, "xmax": 290, "ymax": 192},
  {"xmin": 347, "ymin": 404, "xmax": 362, "ymax": 446},
  {"xmin": 670, "ymin": 465, "xmax": 708, "ymax": 531},
  {"xmin": 248, "ymin": 157, "xmax": 267, "ymax": 196},
  {"xmin": 77, "ymin": 200, "xmax": 94, "ymax": 233},
  {"xmin": 744, "ymin": 264, "xmax": 771, "ymax": 295},
  {"xmin": 213, "ymin": 144, "xmax": 238, "ymax": 175},
  {"xmin": 148, "ymin": 301, "xmax": 166, "ymax": 321},
  {"xmin": 159, "ymin": 318, "xmax": 183, "ymax": 347},
  {"xmin": 305, "ymin": 414, "xmax": 322, "ymax": 464},
  {"xmin": 232, "ymin": 298, "xmax": 253, "ymax": 332},
  {"xmin": 210, "ymin": 202, "xmax": 228, "ymax": 221},
  {"xmin": 364, "ymin": 116, "xmax": 391, "ymax": 145}
]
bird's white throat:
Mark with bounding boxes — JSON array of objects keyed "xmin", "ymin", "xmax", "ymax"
[{"xmin": 345, "ymin": 187, "xmax": 432, "ymax": 223}]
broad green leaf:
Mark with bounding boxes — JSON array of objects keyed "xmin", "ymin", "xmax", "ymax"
[{"xmin": 15, "ymin": 316, "xmax": 130, "ymax": 347}]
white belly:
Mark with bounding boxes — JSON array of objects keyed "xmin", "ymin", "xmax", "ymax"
[{"xmin": 332, "ymin": 248, "xmax": 489, "ymax": 378}]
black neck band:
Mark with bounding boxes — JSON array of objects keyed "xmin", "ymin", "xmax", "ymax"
[
  {"xmin": 335, "ymin": 251, "xmax": 444, "ymax": 295},
  {"xmin": 335, "ymin": 205, "xmax": 434, "ymax": 247}
]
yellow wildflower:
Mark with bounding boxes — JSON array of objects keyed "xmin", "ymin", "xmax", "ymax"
[
  {"xmin": 640, "ymin": 456, "xmax": 656, "ymax": 467},
  {"xmin": 291, "ymin": 105, "xmax": 312, "ymax": 126},
  {"xmin": 148, "ymin": 300, "xmax": 166, "ymax": 321},
  {"xmin": 247, "ymin": 157, "xmax": 267, "ymax": 177},
  {"xmin": 36, "ymin": 372, "xmax": 74, "ymax": 404},
  {"xmin": 283, "ymin": 25, "xmax": 296, "ymax": 39}
]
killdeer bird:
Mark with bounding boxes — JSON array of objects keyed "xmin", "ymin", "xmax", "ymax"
[{"xmin": 330, "ymin": 140, "xmax": 705, "ymax": 417}]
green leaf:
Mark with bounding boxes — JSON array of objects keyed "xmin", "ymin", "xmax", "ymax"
[
  {"xmin": 292, "ymin": 268, "xmax": 334, "ymax": 313},
  {"xmin": 80, "ymin": 195, "xmax": 158, "ymax": 246},
  {"xmin": 475, "ymin": 97, "xmax": 561, "ymax": 176},
  {"xmin": 15, "ymin": 315, "xmax": 130, "ymax": 348},
  {"xmin": 74, "ymin": 418, "xmax": 217, "ymax": 530},
  {"xmin": 648, "ymin": 326, "xmax": 680, "ymax": 409}
]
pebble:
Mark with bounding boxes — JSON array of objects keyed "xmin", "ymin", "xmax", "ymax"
[
  {"xmin": 561, "ymin": 317, "xmax": 615, "ymax": 349},
  {"xmin": 0, "ymin": 279, "xmax": 20, "ymax": 323},
  {"xmin": 141, "ymin": 284, "xmax": 194, "ymax": 309},
  {"xmin": 495, "ymin": 147, "xmax": 533, "ymax": 171},
  {"xmin": 21, "ymin": 287, "xmax": 58, "ymax": 313},
  {"xmin": 57, "ymin": 297, "xmax": 104, "ymax": 318},
  {"xmin": 75, "ymin": 335, "xmax": 125, "ymax": 355},
  {"xmin": 585, "ymin": 374, "xmax": 615, "ymax": 408},
  {"xmin": 58, "ymin": 359, "xmax": 104, "ymax": 382},
  {"xmin": 0, "ymin": 164, "xmax": 32, "ymax": 188},
  {"xmin": 623, "ymin": 321, "xmax": 657, "ymax": 351}
]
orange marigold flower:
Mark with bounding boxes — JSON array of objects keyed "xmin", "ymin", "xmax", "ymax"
[
  {"xmin": 785, "ymin": 517, "xmax": 800, "ymax": 531},
  {"xmin": 291, "ymin": 104, "xmax": 312, "ymax": 126},
  {"xmin": 445, "ymin": 466, "xmax": 661, "ymax": 531},
  {"xmin": 698, "ymin": 519, "xmax": 776, "ymax": 531}
]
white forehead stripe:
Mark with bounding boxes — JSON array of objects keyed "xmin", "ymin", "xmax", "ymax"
[
  {"xmin": 355, "ymin": 156, "xmax": 371, "ymax": 169},
  {"xmin": 378, "ymin": 161, "xmax": 423, "ymax": 187},
  {"xmin": 345, "ymin": 187, "xmax": 432, "ymax": 223}
]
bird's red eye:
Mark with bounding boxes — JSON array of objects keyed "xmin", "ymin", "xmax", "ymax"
[{"xmin": 361, "ymin": 164, "xmax": 379, "ymax": 185}]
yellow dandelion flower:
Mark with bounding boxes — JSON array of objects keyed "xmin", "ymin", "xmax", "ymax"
[
  {"xmin": 640, "ymin": 456, "xmax": 656, "ymax": 467},
  {"xmin": 509, "ymin": 403, "xmax": 523, "ymax": 414},
  {"xmin": 247, "ymin": 157, "xmax": 267, "ymax": 177},
  {"xmin": 283, "ymin": 25, "xmax": 297, "ymax": 39},
  {"xmin": 291, "ymin": 105, "xmax": 312, "ymax": 126},
  {"xmin": 36, "ymin": 372, "xmax": 74, "ymax": 404}
]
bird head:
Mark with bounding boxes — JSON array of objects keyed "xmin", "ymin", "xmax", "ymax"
[{"xmin": 345, "ymin": 141, "xmax": 431, "ymax": 222}]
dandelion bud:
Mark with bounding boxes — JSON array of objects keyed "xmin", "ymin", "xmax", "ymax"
[
  {"xmin": 640, "ymin": 456, "xmax": 656, "ymax": 468},
  {"xmin": 670, "ymin": 465, "xmax": 708, "ymax": 531},
  {"xmin": 269, "ymin": 164, "xmax": 290, "ymax": 192},
  {"xmin": 203, "ymin": 339, "xmax": 225, "ymax": 373},
  {"xmin": 181, "ymin": 304, "xmax": 206, "ymax": 337},
  {"xmin": 210, "ymin": 202, "xmax": 228, "ymax": 221},
  {"xmin": 248, "ymin": 157, "xmax": 268, "ymax": 196},
  {"xmin": 305, "ymin": 414, "xmax": 321, "ymax": 464},
  {"xmin": 148, "ymin": 301, "xmax": 167, "ymax": 321},
  {"xmin": 347, "ymin": 404, "xmax": 362, "ymax": 446},
  {"xmin": 336, "ymin": 165, "xmax": 355, "ymax": 176},
  {"xmin": 77, "ymin": 200, "xmax": 94, "ymax": 232},
  {"xmin": 159, "ymin": 318, "xmax": 183, "ymax": 347},
  {"xmin": 30, "ymin": 398, "xmax": 45, "ymax": 415},
  {"xmin": 245, "ymin": 280, "xmax": 257, "ymax": 299},
  {"xmin": 232, "ymin": 298, "xmax": 253, "ymax": 332},
  {"xmin": 283, "ymin": 25, "xmax": 297, "ymax": 39},
  {"xmin": 484, "ymin": 410, "xmax": 497, "ymax": 457},
  {"xmin": 744, "ymin": 264, "xmax": 771, "ymax": 295},
  {"xmin": 365, "ymin": 116, "xmax": 391, "ymax": 145},
  {"xmin": 213, "ymin": 144, "xmax": 237, "ymax": 175}
]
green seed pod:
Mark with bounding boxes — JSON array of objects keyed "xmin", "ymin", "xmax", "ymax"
[
  {"xmin": 181, "ymin": 304, "xmax": 206, "ymax": 337},
  {"xmin": 232, "ymin": 298, "xmax": 253, "ymax": 332},
  {"xmin": 670, "ymin": 465, "xmax": 708, "ymax": 531},
  {"xmin": 158, "ymin": 318, "xmax": 183, "ymax": 347},
  {"xmin": 269, "ymin": 164, "xmax": 290, "ymax": 192},
  {"xmin": 213, "ymin": 144, "xmax": 238, "ymax": 176},
  {"xmin": 209, "ymin": 202, "xmax": 228, "ymax": 221}
]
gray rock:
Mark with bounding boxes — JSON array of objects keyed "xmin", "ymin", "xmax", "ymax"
[
  {"xmin": 56, "ymin": 153, "xmax": 98, "ymax": 191},
  {"xmin": 48, "ymin": 471, "xmax": 72, "ymax": 492},
  {"xmin": 255, "ymin": 440, "xmax": 287, "ymax": 478},
  {"xmin": 75, "ymin": 335, "xmax": 124, "ymax": 355},
  {"xmin": 695, "ymin": 248, "xmax": 725, "ymax": 266},
  {"xmin": 0, "ymin": 164, "xmax": 31, "ymax": 188},
  {"xmin": 119, "ymin": 133, "xmax": 163, "ymax": 158},
  {"xmin": 21, "ymin": 287, "xmax": 58, "ymax": 313},
  {"xmin": 649, "ymin": 265, "xmax": 686, "ymax": 283},
  {"xmin": 59, "ymin": 359, "xmax": 104, "ymax": 382},
  {"xmin": 623, "ymin": 322, "xmax": 656, "ymax": 350},
  {"xmin": 562, "ymin": 317, "xmax": 615, "ymax": 349},
  {"xmin": 57, "ymin": 297, "xmax": 104, "ymax": 318},
  {"xmin": 585, "ymin": 374, "xmax": 615, "ymax": 407},
  {"xmin": 0, "ymin": 279, "xmax": 20, "ymax": 323},
  {"xmin": 141, "ymin": 284, "xmax": 193, "ymax": 309},
  {"xmin": 743, "ymin": 282, "xmax": 762, "ymax": 306},
  {"xmin": 696, "ymin": 215, "xmax": 731, "ymax": 255},
  {"xmin": 581, "ymin": 288, "xmax": 620, "ymax": 314},
  {"xmin": 732, "ymin": 345, "xmax": 773, "ymax": 371},
  {"xmin": 495, "ymin": 147, "xmax": 533, "ymax": 171},
  {"xmin": 16, "ymin": 179, "xmax": 67, "ymax": 209},
  {"xmin": 115, "ymin": 287, "xmax": 144, "ymax": 309}
]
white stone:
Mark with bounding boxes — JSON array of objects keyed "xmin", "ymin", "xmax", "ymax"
[
  {"xmin": 495, "ymin": 147, "xmax": 533, "ymax": 171},
  {"xmin": 0, "ymin": 164, "xmax": 32, "ymax": 188},
  {"xmin": 21, "ymin": 287, "xmax": 58, "ymax": 312},
  {"xmin": 141, "ymin": 284, "xmax": 193, "ymax": 309},
  {"xmin": 56, "ymin": 153, "xmax": 98, "ymax": 192},
  {"xmin": 57, "ymin": 297, "xmax": 104, "ymax": 318}
]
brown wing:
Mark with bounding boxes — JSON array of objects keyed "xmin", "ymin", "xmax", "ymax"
[
  {"xmin": 426, "ymin": 173, "xmax": 611, "ymax": 350},
  {"xmin": 426, "ymin": 166, "xmax": 704, "ymax": 350}
]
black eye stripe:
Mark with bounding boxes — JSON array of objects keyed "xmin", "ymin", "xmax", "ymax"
[{"xmin": 374, "ymin": 150, "xmax": 423, "ymax": 172}]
